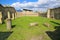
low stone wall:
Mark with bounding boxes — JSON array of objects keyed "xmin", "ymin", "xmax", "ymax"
[
  {"xmin": 20, "ymin": 13, "xmax": 38, "ymax": 16},
  {"xmin": 38, "ymin": 13, "xmax": 47, "ymax": 17},
  {"xmin": 16, "ymin": 12, "xmax": 38, "ymax": 17}
]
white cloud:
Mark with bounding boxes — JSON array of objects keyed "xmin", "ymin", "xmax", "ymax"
[
  {"xmin": 11, "ymin": 0, "xmax": 60, "ymax": 12},
  {"xmin": 38, "ymin": 0, "xmax": 49, "ymax": 4}
]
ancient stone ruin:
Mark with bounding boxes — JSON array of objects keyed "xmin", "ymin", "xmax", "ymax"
[
  {"xmin": 0, "ymin": 4, "xmax": 16, "ymax": 30},
  {"xmin": 19, "ymin": 9, "xmax": 38, "ymax": 16},
  {"xmin": 29, "ymin": 22, "xmax": 38, "ymax": 27},
  {"xmin": 0, "ymin": 4, "xmax": 4, "ymax": 24},
  {"xmin": 6, "ymin": 11, "xmax": 12, "ymax": 30},
  {"xmin": 0, "ymin": 4, "xmax": 16, "ymax": 24},
  {"xmin": 43, "ymin": 23, "xmax": 50, "ymax": 28},
  {"xmin": 47, "ymin": 7, "xmax": 60, "ymax": 19},
  {"xmin": 4, "ymin": 6, "xmax": 16, "ymax": 20}
]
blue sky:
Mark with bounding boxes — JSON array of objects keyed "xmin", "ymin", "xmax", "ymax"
[
  {"xmin": 0, "ymin": 0, "xmax": 37, "ymax": 5},
  {"xmin": 0, "ymin": 0, "xmax": 60, "ymax": 12}
]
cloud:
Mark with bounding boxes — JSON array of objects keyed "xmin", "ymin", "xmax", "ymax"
[{"xmin": 11, "ymin": 0, "xmax": 60, "ymax": 12}]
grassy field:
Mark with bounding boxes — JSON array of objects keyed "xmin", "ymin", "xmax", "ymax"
[{"xmin": 0, "ymin": 16, "xmax": 60, "ymax": 40}]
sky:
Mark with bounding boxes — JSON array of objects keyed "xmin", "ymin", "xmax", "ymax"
[{"xmin": 0, "ymin": 0, "xmax": 60, "ymax": 12}]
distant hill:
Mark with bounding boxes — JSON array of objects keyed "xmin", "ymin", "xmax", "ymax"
[{"xmin": 16, "ymin": 9, "xmax": 22, "ymax": 12}]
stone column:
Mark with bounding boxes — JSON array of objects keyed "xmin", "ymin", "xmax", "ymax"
[
  {"xmin": 52, "ymin": 10, "xmax": 55, "ymax": 19},
  {"xmin": 0, "ymin": 12, "xmax": 3, "ymax": 24},
  {"xmin": 15, "ymin": 12, "xmax": 17, "ymax": 18},
  {"xmin": 12, "ymin": 13, "xmax": 15, "ymax": 20},
  {"xmin": 6, "ymin": 19, "xmax": 12, "ymax": 30},
  {"xmin": 6, "ymin": 11, "xmax": 12, "ymax": 30},
  {"xmin": 47, "ymin": 9, "xmax": 51, "ymax": 18},
  {"xmin": 8, "ymin": 11, "xmax": 11, "ymax": 19}
]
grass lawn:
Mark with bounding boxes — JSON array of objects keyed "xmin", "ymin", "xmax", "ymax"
[{"xmin": 0, "ymin": 16, "xmax": 60, "ymax": 40}]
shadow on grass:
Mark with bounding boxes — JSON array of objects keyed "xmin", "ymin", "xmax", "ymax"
[
  {"xmin": 46, "ymin": 21, "xmax": 60, "ymax": 40},
  {"xmin": 12, "ymin": 25, "xmax": 16, "ymax": 29},
  {"xmin": 50, "ymin": 21, "xmax": 60, "ymax": 25},
  {"xmin": 0, "ymin": 31, "xmax": 13, "ymax": 40}
]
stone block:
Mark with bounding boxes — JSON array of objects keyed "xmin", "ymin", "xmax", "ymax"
[
  {"xmin": 6, "ymin": 19, "xmax": 12, "ymax": 30},
  {"xmin": 29, "ymin": 22, "xmax": 38, "ymax": 27},
  {"xmin": 43, "ymin": 23, "xmax": 50, "ymax": 28}
]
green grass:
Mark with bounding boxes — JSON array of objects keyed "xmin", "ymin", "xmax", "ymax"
[{"xmin": 0, "ymin": 16, "xmax": 60, "ymax": 40}]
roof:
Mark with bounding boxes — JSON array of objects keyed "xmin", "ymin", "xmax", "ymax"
[
  {"xmin": 23, "ymin": 9, "xmax": 33, "ymax": 11},
  {"xmin": 4, "ymin": 7, "xmax": 16, "ymax": 12}
]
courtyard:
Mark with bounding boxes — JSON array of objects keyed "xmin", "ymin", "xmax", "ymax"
[{"xmin": 0, "ymin": 16, "xmax": 60, "ymax": 40}]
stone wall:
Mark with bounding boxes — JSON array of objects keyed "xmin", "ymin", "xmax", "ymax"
[
  {"xmin": 47, "ymin": 7, "xmax": 60, "ymax": 19},
  {"xmin": 19, "ymin": 11, "xmax": 39, "ymax": 17},
  {"xmin": 38, "ymin": 13, "xmax": 47, "ymax": 17}
]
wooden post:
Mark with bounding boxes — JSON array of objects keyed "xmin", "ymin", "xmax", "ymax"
[{"xmin": 6, "ymin": 11, "xmax": 12, "ymax": 30}]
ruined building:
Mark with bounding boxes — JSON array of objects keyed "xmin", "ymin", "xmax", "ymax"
[
  {"xmin": 0, "ymin": 4, "xmax": 4, "ymax": 23},
  {"xmin": 4, "ymin": 7, "xmax": 16, "ymax": 19},
  {"xmin": 0, "ymin": 4, "xmax": 16, "ymax": 24},
  {"xmin": 20, "ymin": 9, "xmax": 38, "ymax": 16},
  {"xmin": 47, "ymin": 7, "xmax": 60, "ymax": 19}
]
